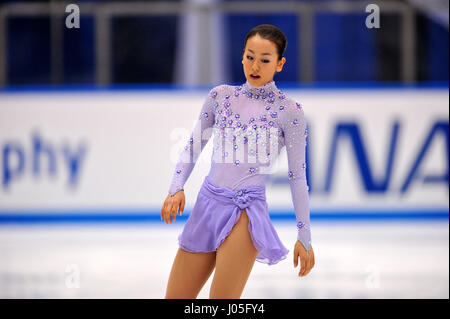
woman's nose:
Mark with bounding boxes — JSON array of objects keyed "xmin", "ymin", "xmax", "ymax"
[{"xmin": 252, "ymin": 61, "xmax": 260, "ymax": 72}]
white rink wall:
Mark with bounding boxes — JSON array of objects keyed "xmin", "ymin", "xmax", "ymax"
[{"xmin": 0, "ymin": 88, "xmax": 448, "ymax": 215}]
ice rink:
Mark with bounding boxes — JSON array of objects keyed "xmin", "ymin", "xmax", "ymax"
[
  {"xmin": 0, "ymin": 0, "xmax": 448, "ymax": 302},
  {"xmin": 0, "ymin": 220, "xmax": 447, "ymax": 299}
]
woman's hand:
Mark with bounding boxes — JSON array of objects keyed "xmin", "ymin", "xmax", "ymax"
[
  {"xmin": 161, "ymin": 190, "xmax": 185, "ymax": 224},
  {"xmin": 294, "ymin": 241, "xmax": 315, "ymax": 277}
]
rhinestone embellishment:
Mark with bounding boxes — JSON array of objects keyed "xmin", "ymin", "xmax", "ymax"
[{"xmin": 241, "ymin": 81, "xmax": 278, "ymax": 100}]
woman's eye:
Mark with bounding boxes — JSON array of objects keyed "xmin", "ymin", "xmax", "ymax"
[
  {"xmin": 247, "ymin": 55, "xmax": 270, "ymax": 63},
  {"xmin": 246, "ymin": 55, "xmax": 269, "ymax": 63}
]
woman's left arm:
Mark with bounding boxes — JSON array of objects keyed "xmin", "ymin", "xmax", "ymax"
[{"xmin": 281, "ymin": 100, "xmax": 312, "ymax": 251}]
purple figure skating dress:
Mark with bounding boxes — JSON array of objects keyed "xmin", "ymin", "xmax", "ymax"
[{"xmin": 168, "ymin": 80, "xmax": 311, "ymax": 265}]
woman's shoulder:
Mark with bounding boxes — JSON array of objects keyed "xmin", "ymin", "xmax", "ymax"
[
  {"xmin": 212, "ymin": 83, "xmax": 240, "ymax": 91},
  {"xmin": 277, "ymin": 92, "xmax": 306, "ymax": 122},
  {"xmin": 209, "ymin": 83, "xmax": 235, "ymax": 98},
  {"xmin": 278, "ymin": 90, "xmax": 302, "ymax": 108}
]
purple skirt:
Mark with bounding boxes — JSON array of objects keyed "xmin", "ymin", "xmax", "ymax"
[{"xmin": 178, "ymin": 175, "xmax": 289, "ymax": 265}]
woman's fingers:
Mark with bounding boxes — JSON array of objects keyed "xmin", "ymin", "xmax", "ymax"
[
  {"xmin": 179, "ymin": 198, "xmax": 185, "ymax": 215},
  {"xmin": 171, "ymin": 200, "xmax": 178, "ymax": 222},
  {"xmin": 303, "ymin": 248, "xmax": 315, "ymax": 276},
  {"xmin": 162, "ymin": 195, "xmax": 184, "ymax": 224},
  {"xmin": 161, "ymin": 200, "xmax": 168, "ymax": 222},
  {"xmin": 299, "ymin": 252, "xmax": 306, "ymax": 277},
  {"xmin": 293, "ymin": 246, "xmax": 299, "ymax": 268},
  {"xmin": 164, "ymin": 199, "xmax": 173, "ymax": 224},
  {"xmin": 304, "ymin": 253, "xmax": 312, "ymax": 276},
  {"xmin": 162, "ymin": 195, "xmax": 170, "ymax": 221},
  {"xmin": 312, "ymin": 250, "xmax": 315, "ymax": 269}
]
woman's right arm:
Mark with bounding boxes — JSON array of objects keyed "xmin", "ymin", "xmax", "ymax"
[
  {"xmin": 167, "ymin": 86, "xmax": 220, "ymax": 196},
  {"xmin": 162, "ymin": 86, "xmax": 221, "ymax": 224}
]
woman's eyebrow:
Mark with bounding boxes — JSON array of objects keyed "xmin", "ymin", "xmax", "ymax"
[{"xmin": 247, "ymin": 49, "xmax": 272, "ymax": 56}]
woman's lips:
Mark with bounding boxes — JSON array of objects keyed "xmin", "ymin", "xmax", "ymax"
[{"xmin": 250, "ymin": 74, "xmax": 260, "ymax": 79}]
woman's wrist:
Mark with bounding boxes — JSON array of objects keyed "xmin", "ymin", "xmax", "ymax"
[{"xmin": 169, "ymin": 188, "xmax": 184, "ymax": 197}]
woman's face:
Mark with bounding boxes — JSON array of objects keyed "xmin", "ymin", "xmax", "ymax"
[{"xmin": 242, "ymin": 33, "xmax": 286, "ymax": 87}]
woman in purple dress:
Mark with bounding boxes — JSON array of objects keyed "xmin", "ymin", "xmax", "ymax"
[{"xmin": 162, "ymin": 24, "xmax": 315, "ymax": 299}]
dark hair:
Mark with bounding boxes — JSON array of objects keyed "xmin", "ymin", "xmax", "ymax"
[{"xmin": 243, "ymin": 24, "xmax": 287, "ymax": 61}]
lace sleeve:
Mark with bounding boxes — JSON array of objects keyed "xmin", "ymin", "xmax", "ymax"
[
  {"xmin": 167, "ymin": 87, "xmax": 219, "ymax": 196},
  {"xmin": 280, "ymin": 99, "xmax": 311, "ymax": 251}
]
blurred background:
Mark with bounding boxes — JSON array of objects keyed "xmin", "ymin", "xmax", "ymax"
[{"xmin": 0, "ymin": 0, "xmax": 448, "ymax": 299}]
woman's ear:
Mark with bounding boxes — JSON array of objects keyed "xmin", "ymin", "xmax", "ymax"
[{"xmin": 276, "ymin": 57, "xmax": 286, "ymax": 72}]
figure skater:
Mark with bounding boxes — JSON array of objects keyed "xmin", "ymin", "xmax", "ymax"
[{"xmin": 162, "ymin": 24, "xmax": 315, "ymax": 299}]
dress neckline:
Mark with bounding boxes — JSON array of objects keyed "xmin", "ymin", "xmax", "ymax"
[{"xmin": 239, "ymin": 80, "xmax": 279, "ymax": 100}]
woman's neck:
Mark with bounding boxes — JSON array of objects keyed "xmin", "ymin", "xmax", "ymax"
[{"xmin": 241, "ymin": 80, "xmax": 278, "ymax": 100}]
